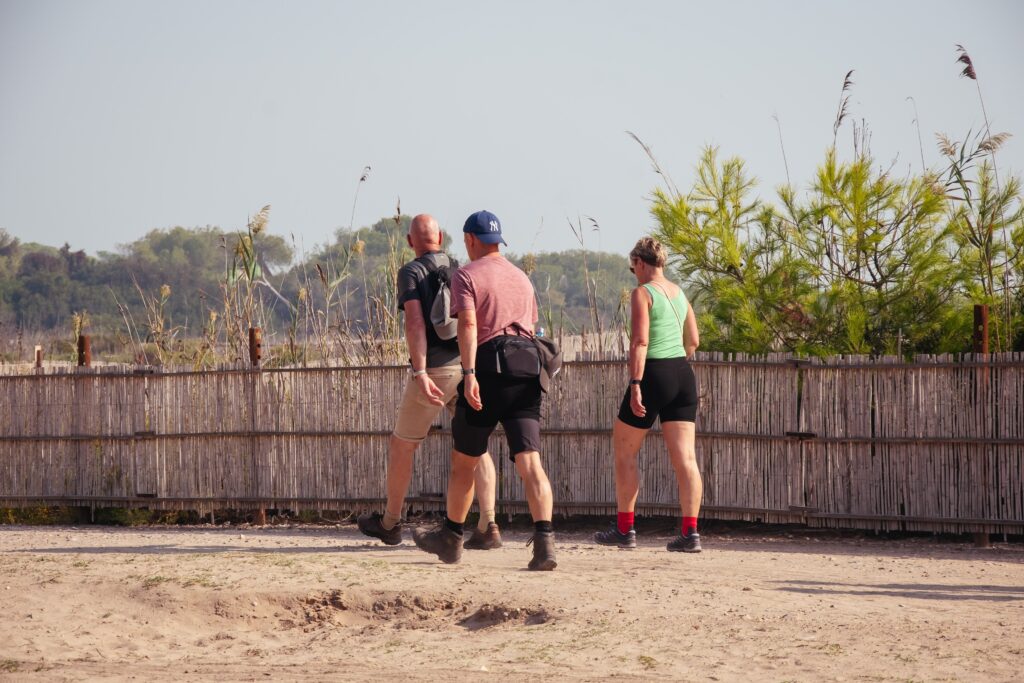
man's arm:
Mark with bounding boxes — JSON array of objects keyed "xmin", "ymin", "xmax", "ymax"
[
  {"xmin": 404, "ymin": 300, "xmax": 445, "ymax": 406},
  {"xmin": 457, "ymin": 308, "xmax": 483, "ymax": 411},
  {"xmin": 404, "ymin": 300, "xmax": 429, "ymax": 372}
]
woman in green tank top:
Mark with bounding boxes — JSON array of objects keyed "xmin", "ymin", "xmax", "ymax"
[{"xmin": 593, "ymin": 237, "xmax": 704, "ymax": 552}]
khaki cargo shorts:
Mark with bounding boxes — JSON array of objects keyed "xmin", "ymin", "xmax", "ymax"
[{"xmin": 392, "ymin": 365, "xmax": 463, "ymax": 443}]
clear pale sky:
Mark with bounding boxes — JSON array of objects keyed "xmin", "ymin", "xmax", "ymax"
[{"xmin": 1, "ymin": 0, "xmax": 1022, "ymax": 260}]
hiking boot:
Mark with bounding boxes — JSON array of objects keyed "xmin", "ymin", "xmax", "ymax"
[
  {"xmin": 526, "ymin": 531, "xmax": 557, "ymax": 571},
  {"xmin": 667, "ymin": 531, "xmax": 702, "ymax": 553},
  {"xmin": 357, "ymin": 512, "xmax": 403, "ymax": 546},
  {"xmin": 593, "ymin": 525, "xmax": 637, "ymax": 549},
  {"xmin": 413, "ymin": 525, "xmax": 463, "ymax": 564},
  {"xmin": 464, "ymin": 522, "xmax": 503, "ymax": 550}
]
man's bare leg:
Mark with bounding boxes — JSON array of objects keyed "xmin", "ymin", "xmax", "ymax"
[
  {"xmin": 447, "ymin": 449, "xmax": 480, "ymax": 523},
  {"xmin": 473, "ymin": 452, "xmax": 497, "ymax": 532},
  {"xmin": 382, "ymin": 435, "xmax": 419, "ymax": 529},
  {"xmin": 513, "ymin": 451, "xmax": 552, "ymax": 521},
  {"xmin": 412, "ymin": 449, "xmax": 479, "ymax": 564},
  {"xmin": 514, "ymin": 450, "xmax": 556, "ymax": 571}
]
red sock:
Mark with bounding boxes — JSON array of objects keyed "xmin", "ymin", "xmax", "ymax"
[
  {"xmin": 682, "ymin": 517, "xmax": 698, "ymax": 535},
  {"xmin": 617, "ymin": 511, "xmax": 635, "ymax": 534}
]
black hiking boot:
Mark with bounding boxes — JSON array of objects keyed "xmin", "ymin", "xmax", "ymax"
[
  {"xmin": 357, "ymin": 512, "xmax": 403, "ymax": 546},
  {"xmin": 593, "ymin": 525, "xmax": 637, "ymax": 549},
  {"xmin": 464, "ymin": 522, "xmax": 503, "ymax": 550},
  {"xmin": 413, "ymin": 525, "xmax": 463, "ymax": 564},
  {"xmin": 527, "ymin": 531, "xmax": 557, "ymax": 571},
  {"xmin": 667, "ymin": 531, "xmax": 702, "ymax": 553}
]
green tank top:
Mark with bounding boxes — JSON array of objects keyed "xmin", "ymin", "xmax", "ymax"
[{"xmin": 642, "ymin": 283, "xmax": 688, "ymax": 359}]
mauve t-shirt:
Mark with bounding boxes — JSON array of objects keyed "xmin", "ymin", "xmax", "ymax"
[{"xmin": 450, "ymin": 254, "xmax": 538, "ymax": 344}]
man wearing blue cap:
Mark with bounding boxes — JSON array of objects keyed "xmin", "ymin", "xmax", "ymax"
[
  {"xmin": 413, "ymin": 210, "xmax": 557, "ymax": 570},
  {"xmin": 356, "ymin": 213, "xmax": 501, "ymax": 550}
]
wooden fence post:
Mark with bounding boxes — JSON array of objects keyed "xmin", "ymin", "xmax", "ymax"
[
  {"xmin": 77, "ymin": 335, "xmax": 91, "ymax": 367},
  {"xmin": 34, "ymin": 345, "xmax": 43, "ymax": 373},
  {"xmin": 972, "ymin": 304, "xmax": 992, "ymax": 549},
  {"xmin": 248, "ymin": 327, "xmax": 266, "ymax": 525},
  {"xmin": 973, "ymin": 304, "xmax": 989, "ymax": 354},
  {"xmin": 248, "ymin": 327, "xmax": 262, "ymax": 367}
]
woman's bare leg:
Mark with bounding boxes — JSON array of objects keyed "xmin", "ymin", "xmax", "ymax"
[{"xmin": 663, "ymin": 421, "xmax": 701, "ymax": 518}]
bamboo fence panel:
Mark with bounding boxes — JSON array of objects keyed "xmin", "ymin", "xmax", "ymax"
[
  {"xmin": 1, "ymin": 355, "xmax": 1022, "ymax": 533},
  {"xmin": 800, "ymin": 355, "xmax": 874, "ymax": 526}
]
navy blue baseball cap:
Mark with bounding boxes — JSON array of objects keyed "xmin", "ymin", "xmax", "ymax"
[{"xmin": 463, "ymin": 210, "xmax": 507, "ymax": 245}]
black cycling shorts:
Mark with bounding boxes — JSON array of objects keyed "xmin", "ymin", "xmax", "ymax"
[
  {"xmin": 452, "ymin": 374, "xmax": 542, "ymax": 460},
  {"xmin": 617, "ymin": 356, "xmax": 698, "ymax": 429}
]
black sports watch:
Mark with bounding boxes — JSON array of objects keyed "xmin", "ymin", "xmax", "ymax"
[
  {"xmin": 462, "ymin": 368, "xmax": 476, "ymax": 376},
  {"xmin": 629, "ymin": 379, "xmax": 642, "ymax": 386}
]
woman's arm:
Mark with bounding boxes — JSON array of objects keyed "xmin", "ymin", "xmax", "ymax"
[
  {"xmin": 627, "ymin": 287, "xmax": 651, "ymax": 418},
  {"xmin": 628, "ymin": 286, "xmax": 651, "ymax": 380},
  {"xmin": 683, "ymin": 303, "xmax": 700, "ymax": 357}
]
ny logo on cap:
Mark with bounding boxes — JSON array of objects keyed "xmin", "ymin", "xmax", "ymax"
[{"xmin": 489, "ymin": 220, "xmax": 499, "ymax": 232}]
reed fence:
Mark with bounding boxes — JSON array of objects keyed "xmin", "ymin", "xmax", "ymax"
[{"xmin": 1, "ymin": 353, "xmax": 1022, "ymax": 534}]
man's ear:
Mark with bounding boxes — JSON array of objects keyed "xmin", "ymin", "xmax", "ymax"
[{"xmin": 406, "ymin": 234, "xmax": 413, "ymax": 249}]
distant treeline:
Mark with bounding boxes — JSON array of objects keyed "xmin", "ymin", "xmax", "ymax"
[{"xmin": 0, "ymin": 215, "xmax": 635, "ymax": 364}]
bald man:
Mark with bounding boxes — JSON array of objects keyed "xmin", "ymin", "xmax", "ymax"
[{"xmin": 358, "ymin": 214, "xmax": 501, "ymax": 549}]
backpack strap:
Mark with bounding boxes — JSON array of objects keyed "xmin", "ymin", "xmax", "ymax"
[
  {"xmin": 646, "ymin": 281, "xmax": 686, "ymax": 344},
  {"xmin": 422, "ymin": 252, "xmax": 450, "ymax": 271}
]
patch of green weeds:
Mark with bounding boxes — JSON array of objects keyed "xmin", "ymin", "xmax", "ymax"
[
  {"xmin": 252, "ymin": 553, "xmax": 295, "ymax": 568},
  {"xmin": 180, "ymin": 574, "xmax": 219, "ymax": 588},
  {"xmin": 1, "ymin": 506, "xmax": 88, "ymax": 525},
  {"xmin": 142, "ymin": 575, "xmax": 172, "ymax": 589},
  {"xmin": 358, "ymin": 559, "xmax": 389, "ymax": 570},
  {"xmin": 0, "ymin": 660, "xmax": 19, "ymax": 673},
  {"xmin": 638, "ymin": 655, "xmax": 657, "ymax": 670}
]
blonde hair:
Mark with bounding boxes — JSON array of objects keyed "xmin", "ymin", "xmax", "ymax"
[{"xmin": 629, "ymin": 236, "xmax": 667, "ymax": 268}]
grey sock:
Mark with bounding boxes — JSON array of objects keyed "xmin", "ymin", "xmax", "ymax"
[
  {"xmin": 382, "ymin": 510, "xmax": 402, "ymax": 530},
  {"xmin": 477, "ymin": 509, "xmax": 496, "ymax": 533}
]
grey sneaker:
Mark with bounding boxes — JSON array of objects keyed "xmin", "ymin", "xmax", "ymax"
[
  {"xmin": 357, "ymin": 512, "xmax": 403, "ymax": 546},
  {"xmin": 413, "ymin": 525, "xmax": 463, "ymax": 564},
  {"xmin": 526, "ymin": 531, "xmax": 557, "ymax": 571},
  {"xmin": 667, "ymin": 531, "xmax": 702, "ymax": 553},
  {"xmin": 593, "ymin": 525, "xmax": 637, "ymax": 549},
  {"xmin": 464, "ymin": 522, "xmax": 503, "ymax": 550}
]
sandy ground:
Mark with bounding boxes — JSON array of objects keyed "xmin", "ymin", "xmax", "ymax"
[{"xmin": 0, "ymin": 522, "xmax": 1022, "ymax": 682}]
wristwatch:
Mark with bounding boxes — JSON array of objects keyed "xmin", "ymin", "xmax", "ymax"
[
  {"xmin": 411, "ymin": 369, "xmax": 427, "ymax": 377},
  {"xmin": 462, "ymin": 368, "xmax": 476, "ymax": 376},
  {"xmin": 629, "ymin": 379, "xmax": 642, "ymax": 386}
]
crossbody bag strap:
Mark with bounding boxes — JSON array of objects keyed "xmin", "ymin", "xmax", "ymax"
[{"xmin": 504, "ymin": 321, "xmax": 535, "ymax": 338}]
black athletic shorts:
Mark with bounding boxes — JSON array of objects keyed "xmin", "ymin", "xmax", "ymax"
[
  {"xmin": 452, "ymin": 374, "xmax": 542, "ymax": 460},
  {"xmin": 617, "ymin": 356, "xmax": 698, "ymax": 429}
]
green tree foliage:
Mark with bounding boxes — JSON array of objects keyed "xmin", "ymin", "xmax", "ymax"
[
  {"xmin": 651, "ymin": 142, "xmax": 1024, "ymax": 356},
  {"xmin": 652, "ymin": 147, "xmax": 823, "ymax": 353}
]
